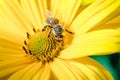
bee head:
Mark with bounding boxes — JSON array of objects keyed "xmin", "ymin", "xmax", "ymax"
[
  {"xmin": 54, "ymin": 25, "xmax": 64, "ymax": 33},
  {"xmin": 46, "ymin": 17, "xmax": 59, "ymax": 25}
]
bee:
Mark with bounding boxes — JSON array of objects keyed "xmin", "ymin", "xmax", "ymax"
[{"xmin": 42, "ymin": 17, "xmax": 73, "ymax": 41}]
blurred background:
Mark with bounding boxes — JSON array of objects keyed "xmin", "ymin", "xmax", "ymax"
[{"xmin": 90, "ymin": 53, "xmax": 120, "ymax": 80}]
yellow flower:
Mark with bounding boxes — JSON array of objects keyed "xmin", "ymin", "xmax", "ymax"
[{"xmin": 0, "ymin": 0, "xmax": 120, "ymax": 80}]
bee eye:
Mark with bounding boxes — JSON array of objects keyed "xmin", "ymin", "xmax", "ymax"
[{"xmin": 55, "ymin": 25, "xmax": 63, "ymax": 32}]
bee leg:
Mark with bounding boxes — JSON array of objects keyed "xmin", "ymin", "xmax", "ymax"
[
  {"xmin": 48, "ymin": 29, "xmax": 52, "ymax": 37},
  {"xmin": 42, "ymin": 25, "xmax": 47, "ymax": 32},
  {"xmin": 42, "ymin": 25, "xmax": 52, "ymax": 32},
  {"xmin": 65, "ymin": 29, "xmax": 74, "ymax": 34},
  {"xmin": 59, "ymin": 34, "xmax": 63, "ymax": 38}
]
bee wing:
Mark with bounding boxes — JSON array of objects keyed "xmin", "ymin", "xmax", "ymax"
[{"xmin": 46, "ymin": 10, "xmax": 51, "ymax": 17}]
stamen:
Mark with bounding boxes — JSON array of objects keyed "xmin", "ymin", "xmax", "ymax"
[
  {"xmin": 28, "ymin": 50, "xmax": 32, "ymax": 55},
  {"xmin": 23, "ymin": 29, "xmax": 64, "ymax": 64},
  {"xmin": 22, "ymin": 46, "xmax": 28, "ymax": 54},
  {"xmin": 26, "ymin": 32, "xmax": 30, "ymax": 38},
  {"xmin": 42, "ymin": 60, "xmax": 46, "ymax": 64},
  {"xmin": 24, "ymin": 40, "xmax": 27, "ymax": 45},
  {"xmin": 36, "ymin": 56, "xmax": 41, "ymax": 61},
  {"xmin": 33, "ymin": 28, "xmax": 36, "ymax": 32}
]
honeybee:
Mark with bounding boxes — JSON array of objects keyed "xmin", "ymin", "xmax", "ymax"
[{"xmin": 42, "ymin": 17, "xmax": 73, "ymax": 41}]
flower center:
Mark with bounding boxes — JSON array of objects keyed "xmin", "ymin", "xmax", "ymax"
[{"xmin": 23, "ymin": 29, "xmax": 63, "ymax": 64}]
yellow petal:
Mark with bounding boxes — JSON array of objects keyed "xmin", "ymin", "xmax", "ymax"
[
  {"xmin": 67, "ymin": 57, "xmax": 114, "ymax": 80},
  {"xmin": 32, "ymin": 63, "xmax": 51, "ymax": 80},
  {"xmin": 20, "ymin": 0, "xmax": 47, "ymax": 29},
  {"xmin": 50, "ymin": 0, "xmax": 64, "ymax": 21},
  {"xmin": 58, "ymin": 0, "xmax": 82, "ymax": 26},
  {"xmin": 0, "ymin": 49, "xmax": 25, "ymax": 60},
  {"xmin": 89, "ymin": 23, "xmax": 120, "ymax": 32},
  {"xmin": 74, "ymin": 29, "xmax": 120, "ymax": 44},
  {"xmin": 19, "ymin": 62, "xmax": 42, "ymax": 80},
  {"xmin": 81, "ymin": 0, "xmax": 95, "ymax": 6},
  {"xmin": 0, "ymin": 47, "xmax": 24, "ymax": 55},
  {"xmin": 38, "ymin": 0, "xmax": 47, "ymax": 27},
  {"xmin": 0, "ymin": 35, "xmax": 23, "ymax": 46},
  {"xmin": 60, "ymin": 30, "xmax": 120, "ymax": 59},
  {"xmin": 0, "ymin": 0, "xmax": 34, "ymax": 34},
  {"xmin": 8, "ymin": 62, "xmax": 38, "ymax": 80},
  {"xmin": 0, "ymin": 25, "xmax": 26, "ymax": 45},
  {"xmin": 50, "ymin": 0, "xmax": 81, "ymax": 28},
  {"xmin": 108, "ymin": 15, "xmax": 120, "ymax": 24},
  {"xmin": 60, "ymin": 41, "xmax": 120, "ymax": 59},
  {"xmin": 0, "ymin": 47, "xmax": 25, "ymax": 60},
  {"xmin": 71, "ymin": 0, "xmax": 120, "ymax": 35},
  {"xmin": 0, "ymin": 57, "xmax": 33, "ymax": 70},
  {"xmin": 50, "ymin": 58, "xmax": 78, "ymax": 80},
  {"xmin": 89, "ymin": 7, "xmax": 120, "ymax": 31},
  {"xmin": 0, "ymin": 65, "xmax": 26, "ymax": 79},
  {"xmin": 0, "ymin": 38, "xmax": 23, "ymax": 51}
]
